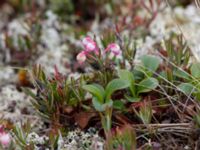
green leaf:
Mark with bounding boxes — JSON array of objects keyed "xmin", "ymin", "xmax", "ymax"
[
  {"xmin": 105, "ymin": 79, "xmax": 130, "ymax": 100},
  {"xmin": 118, "ymin": 69, "xmax": 135, "ymax": 96},
  {"xmin": 92, "ymin": 98, "xmax": 105, "ymax": 112},
  {"xmin": 159, "ymin": 71, "xmax": 167, "ymax": 79},
  {"xmin": 195, "ymin": 92, "xmax": 200, "ymax": 101},
  {"xmin": 113, "ymin": 100, "xmax": 125, "ymax": 110},
  {"xmin": 102, "ymin": 100, "xmax": 113, "ymax": 110},
  {"xmin": 173, "ymin": 69, "xmax": 190, "ymax": 80},
  {"xmin": 137, "ymin": 78, "xmax": 159, "ymax": 94},
  {"xmin": 133, "ymin": 68, "xmax": 145, "ymax": 81},
  {"xmin": 191, "ymin": 63, "xmax": 200, "ymax": 78},
  {"xmin": 92, "ymin": 98, "xmax": 113, "ymax": 112},
  {"xmin": 68, "ymin": 98, "xmax": 78, "ymax": 107},
  {"xmin": 140, "ymin": 55, "xmax": 160, "ymax": 72},
  {"xmin": 118, "ymin": 69, "xmax": 134, "ymax": 82},
  {"xmin": 125, "ymin": 95, "xmax": 141, "ymax": 102},
  {"xmin": 83, "ymin": 84, "xmax": 105, "ymax": 103},
  {"xmin": 178, "ymin": 83, "xmax": 196, "ymax": 95},
  {"xmin": 22, "ymin": 88, "xmax": 37, "ymax": 99}
]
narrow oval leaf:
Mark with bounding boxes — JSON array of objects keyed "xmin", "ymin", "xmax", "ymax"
[
  {"xmin": 92, "ymin": 98, "xmax": 105, "ymax": 112},
  {"xmin": 92, "ymin": 98, "xmax": 113, "ymax": 112},
  {"xmin": 105, "ymin": 79, "xmax": 130, "ymax": 100},
  {"xmin": 137, "ymin": 78, "xmax": 159, "ymax": 93},
  {"xmin": 125, "ymin": 95, "xmax": 141, "ymax": 102},
  {"xmin": 83, "ymin": 84, "xmax": 105, "ymax": 103},
  {"xmin": 140, "ymin": 55, "xmax": 160, "ymax": 72},
  {"xmin": 173, "ymin": 69, "xmax": 191, "ymax": 80},
  {"xmin": 22, "ymin": 88, "xmax": 37, "ymax": 99},
  {"xmin": 178, "ymin": 83, "xmax": 196, "ymax": 95},
  {"xmin": 118, "ymin": 69, "xmax": 134, "ymax": 82},
  {"xmin": 191, "ymin": 63, "xmax": 200, "ymax": 78},
  {"xmin": 118, "ymin": 69, "xmax": 135, "ymax": 96}
]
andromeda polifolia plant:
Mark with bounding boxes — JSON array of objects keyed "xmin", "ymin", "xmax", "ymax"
[
  {"xmin": 77, "ymin": 36, "xmax": 123, "ymax": 86},
  {"xmin": 23, "ymin": 65, "xmax": 86, "ymax": 130}
]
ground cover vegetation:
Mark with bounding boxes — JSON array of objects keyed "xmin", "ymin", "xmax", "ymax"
[{"xmin": 1, "ymin": 0, "xmax": 200, "ymax": 149}]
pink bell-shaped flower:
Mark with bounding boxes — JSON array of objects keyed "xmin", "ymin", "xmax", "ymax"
[
  {"xmin": 76, "ymin": 51, "xmax": 87, "ymax": 64},
  {"xmin": 0, "ymin": 132, "xmax": 11, "ymax": 147},
  {"xmin": 105, "ymin": 43, "xmax": 121, "ymax": 56},
  {"xmin": 82, "ymin": 36, "xmax": 98, "ymax": 52}
]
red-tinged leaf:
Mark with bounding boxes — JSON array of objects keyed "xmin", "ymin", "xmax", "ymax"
[
  {"xmin": 133, "ymin": 16, "xmax": 143, "ymax": 26},
  {"xmin": 131, "ymin": 101, "xmax": 145, "ymax": 108},
  {"xmin": 74, "ymin": 112, "xmax": 96, "ymax": 129},
  {"xmin": 159, "ymin": 49, "xmax": 168, "ymax": 57},
  {"xmin": 115, "ymin": 24, "xmax": 120, "ymax": 33},
  {"xmin": 57, "ymin": 85, "xmax": 64, "ymax": 97},
  {"xmin": 54, "ymin": 65, "xmax": 63, "ymax": 81}
]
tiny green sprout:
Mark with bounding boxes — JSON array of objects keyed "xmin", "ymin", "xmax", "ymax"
[
  {"xmin": 106, "ymin": 125, "xmax": 136, "ymax": 150},
  {"xmin": 133, "ymin": 101, "xmax": 152, "ymax": 124},
  {"xmin": 83, "ymin": 78, "xmax": 130, "ymax": 132},
  {"xmin": 13, "ymin": 123, "xmax": 34, "ymax": 149}
]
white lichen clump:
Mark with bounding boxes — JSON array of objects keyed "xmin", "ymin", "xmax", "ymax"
[{"xmin": 61, "ymin": 128, "xmax": 104, "ymax": 150}]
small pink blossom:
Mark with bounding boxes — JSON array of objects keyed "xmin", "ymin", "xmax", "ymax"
[
  {"xmin": 105, "ymin": 43, "xmax": 121, "ymax": 56},
  {"xmin": 82, "ymin": 37, "xmax": 98, "ymax": 52},
  {"xmin": 0, "ymin": 132, "xmax": 11, "ymax": 147},
  {"xmin": 76, "ymin": 51, "xmax": 86, "ymax": 63}
]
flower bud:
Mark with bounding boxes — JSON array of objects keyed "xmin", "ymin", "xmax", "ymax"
[{"xmin": 76, "ymin": 51, "xmax": 86, "ymax": 63}]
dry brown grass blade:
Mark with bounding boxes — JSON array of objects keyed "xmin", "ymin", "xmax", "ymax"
[
  {"xmin": 133, "ymin": 123, "xmax": 192, "ymax": 136},
  {"xmin": 195, "ymin": 0, "xmax": 200, "ymax": 9}
]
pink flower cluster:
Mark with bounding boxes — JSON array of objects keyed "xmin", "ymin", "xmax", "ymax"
[
  {"xmin": 0, "ymin": 126, "xmax": 11, "ymax": 147},
  {"xmin": 76, "ymin": 36, "xmax": 121, "ymax": 63}
]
